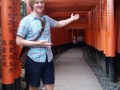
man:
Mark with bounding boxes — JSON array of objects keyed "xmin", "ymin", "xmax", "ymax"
[{"xmin": 16, "ymin": 0, "xmax": 80, "ymax": 90}]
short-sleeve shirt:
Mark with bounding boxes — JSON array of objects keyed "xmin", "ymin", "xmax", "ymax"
[{"xmin": 17, "ymin": 12, "xmax": 57, "ymax": 63}]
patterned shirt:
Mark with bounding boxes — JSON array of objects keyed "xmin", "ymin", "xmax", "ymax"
[{"xmin": 17, "ymin": 12, "xmax": 57, "ymax": 63}]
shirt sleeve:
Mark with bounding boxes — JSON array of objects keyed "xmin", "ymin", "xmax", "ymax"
[
  {"xmin": 46, "ymin": 16, "xmax": 57, "ymax": 28},
  {"xmin": 17, "ymin": 17, "xmax": 30, "ymax": 39}
]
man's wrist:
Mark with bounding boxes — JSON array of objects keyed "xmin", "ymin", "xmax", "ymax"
[{"xmin": 70, "ymin": 17, "xmax": 75, "ymax": 21}]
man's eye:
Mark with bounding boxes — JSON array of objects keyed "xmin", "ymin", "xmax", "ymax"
[
  {"xmin": 35, "ymin": 2, "xmax": 44, "ymax": 4},
  {"xmin": 35, "ymin": 2, "xmax": 39, "ymax": 4},
  {"xmin": 40, "ymin": 1, "xmax": 44, "ymax": 4}
]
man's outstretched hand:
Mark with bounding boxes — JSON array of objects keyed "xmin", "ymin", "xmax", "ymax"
[{"xmin": 71, "ymin": 13, "xmax": 80, "ymax": 21}]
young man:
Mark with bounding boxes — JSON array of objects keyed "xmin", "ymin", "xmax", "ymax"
[{"xmin": 16, "ymin": 0, "xmax": 80, "ymax": 90}]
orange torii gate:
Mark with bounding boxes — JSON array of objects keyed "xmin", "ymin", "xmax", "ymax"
[{"xmin": 1, "ymin": 0, "xmax": 21, "ymax": 90}]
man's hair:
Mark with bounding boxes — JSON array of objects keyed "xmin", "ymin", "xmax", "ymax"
[
  {"xmin": 29, "ymin": 0, "xmax": 36, "ymax": 10},
  {"xmin": 29, "ymin": 0, "xmax": 45, "ymax": 10}
]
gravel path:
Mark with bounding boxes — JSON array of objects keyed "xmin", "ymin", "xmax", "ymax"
[{"xmin": 83, "ymin": 48, "xmax": 120, "ymax": 90}]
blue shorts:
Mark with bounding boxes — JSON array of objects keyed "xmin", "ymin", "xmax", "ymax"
[{"xmin": 25, "ymin": 56, "xmax": 55, "ymax": 87}]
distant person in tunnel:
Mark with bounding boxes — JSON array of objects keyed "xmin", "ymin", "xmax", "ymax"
[
  {"xmin": 16, "ymin": 0, "xmax": 80, "ymax": 90},
  {"xmin": 78, "ymin": 35, "xmax": 83, "ymax": 48},
  {"xmin": 73, "ymin": 36, "xmax": 77, "ymax": 48}
]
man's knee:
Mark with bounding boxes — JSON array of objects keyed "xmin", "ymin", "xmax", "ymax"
[
  {"xmin": 29, "ymin": 85, "xmax": 38, "ymax": 90},
  {"xmin": 45, "ymin": 84, "xmax": 54, "ymax": 90}
]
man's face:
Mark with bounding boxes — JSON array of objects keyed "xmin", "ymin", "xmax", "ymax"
[{"xmin": 33, "ymin": 0, "xmax": 45, "ymax": 13}]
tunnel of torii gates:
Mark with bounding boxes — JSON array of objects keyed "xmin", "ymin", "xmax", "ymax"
[{"xmin": 0, "ymin": 0, "xmax": 120, "ymax": 90}]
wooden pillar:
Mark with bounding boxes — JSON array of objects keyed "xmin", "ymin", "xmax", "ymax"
[
  {"xmin": 96, "ymin": 3, "xmax": 101, "ymax": 51},
  {"xmin": 15, "ymin": 0, "xmax": 21, "ymax": 90},
  {"xmin": 1, "ymin": 0, "xmax": 19, "ymax": 90},
  {"xmin": 115, "ymin": 2, "xmax": 120, "ymax": 73},
  {"xmin": 101, "ymin": 0, "xmax": 106, "ymax": 55},
  {"xmin": 118, "ymin": 3, "xmax": 120, "ymax": 53},
  {"xmin": 86, "ymin": 11, "xmax": 91, "ymax": 46},
  {"xmin": 99, "ymin": 1, "xmax": 102, "ymax": 52},
  {"xmin": 106, "ymin": 0, "xmax": 116, "ymax": 82},
  {"xmin": 13, "ymin": 1, "xmax": 19, "ymax": 90}
]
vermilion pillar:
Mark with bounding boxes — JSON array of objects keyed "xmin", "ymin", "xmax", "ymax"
[
  {"xmin": 101, "ymin": 0, "xmax": 106, "ymax": 55},
  {"xmin": 115, "ymin": 2, "xmax": 120, "ymax": 74},
  {"xmin": 96, "ymin": 3, "xmax": 101, "ymax": 51},
  {"xmin": 107, "ymin": 0, "xmax": 115, "ymax": 56},
  {"xmin": 106, "ymin": 0, "xmax": 115, "ymax": 82},
  {"xmin": 1, "ymin": 0, "xmax": 15, "ymax": 90},
  {"xmin": 15, "ymin": 0, "xmax": 21, "ymax": 90},
  {"xmin": 13, "ymin": 1, "xmax": 19, "ymax": 90},
  {"xmin": 1, "ymin": 0, "xmax": 21, "ymax": 90},
  {"xmin": 118, "ymin": 3, "xmax": 120, "ymax": 53},
  {"xmin": 86, "ymin": 11, "xmax": 91, "ymax": 46},
  {"xmin": 99, "ymin": 1, "xmax": 102, "ymax": 52}
]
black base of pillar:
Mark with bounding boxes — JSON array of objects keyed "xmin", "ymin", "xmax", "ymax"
[
  {"xmin": 14, "ymin": 77, "xmax": 21, "ymax": 90},
  {"xmin": 18, "ymin": 77, "xmax": 21, "ymax": 90},
  {"xmin": 2, "ymin": 84, "xmax": 14, "ymax": 90},
  {"xmin": 107, "ymin": 57, "xmax": 116, "ymax": 82},
  {"xmin": 116, "ymin": 52, "xmax": 120, "ymax": 73}
]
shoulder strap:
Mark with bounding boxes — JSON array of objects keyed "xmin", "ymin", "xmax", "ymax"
[{"xmin": 34, "ymin": 18, "xmax": 46, "ymax": 41}]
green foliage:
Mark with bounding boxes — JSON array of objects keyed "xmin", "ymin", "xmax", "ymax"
[{"xmin": 20, "ymin": 1, "xmax": 26, "ymax": 19}]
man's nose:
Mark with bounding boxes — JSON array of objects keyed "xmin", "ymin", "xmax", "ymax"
[{"xmin": 38, "ymin": 2, "xmax": 42, "ymax": 6}]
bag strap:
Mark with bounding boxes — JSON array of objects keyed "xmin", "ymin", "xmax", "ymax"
[{"xmin": 34, "ymin": 18, "xmax": 46, "ymax": 41}]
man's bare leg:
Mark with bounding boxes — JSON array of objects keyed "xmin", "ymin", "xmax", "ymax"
[
  {"xmin": 29, "ymin": 85, "xmax": 38, "ymax": 90},
  {"xmin": 45, "ymin": 84, "xmax": 54, "ymax": 90}
]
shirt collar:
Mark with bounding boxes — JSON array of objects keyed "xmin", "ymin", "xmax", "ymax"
[{"xmin": 31, "ymin": 12, "xmax": 45, "ymax": 20}]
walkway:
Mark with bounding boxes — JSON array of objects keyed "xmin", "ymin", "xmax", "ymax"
[{"xmin": 53, "ymin": 48, "xmax": 103, "ymax": 90}]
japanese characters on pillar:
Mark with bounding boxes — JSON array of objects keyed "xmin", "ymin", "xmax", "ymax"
[
  {"xmin": 97, "ymin": 3, "xmax": 100, "ymax": 32},
  {"xmin": 107, "ymin": 0, "xmax": 115, "ymax": 56},
  {"xmin": 96, "ymin": 3, "xmax": 101, "ymax": 51},
  {"xmin": 104, "ymin": 0, "xmax": 108, "ymax": 31},
  {"xmin": 99, "ymin": 1, "xmax": 102, "ymax": 51},
  {"xmin": 104, "ymin": 0, "xmax": 109, "ymax": 56},
  {"xmin": 107, "ymin": 0, "xmax": 110, "ymax": 31},
  {"xmin": 100, "ymin": 0, "xmax": 106, "ymax": 54},
  {"xmin": 101, "ymin": 0, "xmax": 105, "ymax": 31},
  {"xmin": 1, "ymin": 0, "xmax": 17, "ymax": 84}
]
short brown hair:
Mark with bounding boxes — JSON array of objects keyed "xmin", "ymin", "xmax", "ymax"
[
  {"xmin": 29, "ymin": 0, "xmax": 36, "ymax": 9},
  {"xmin": 29, "ymin": 0, "xmax": 45, "ymax": 10}
]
